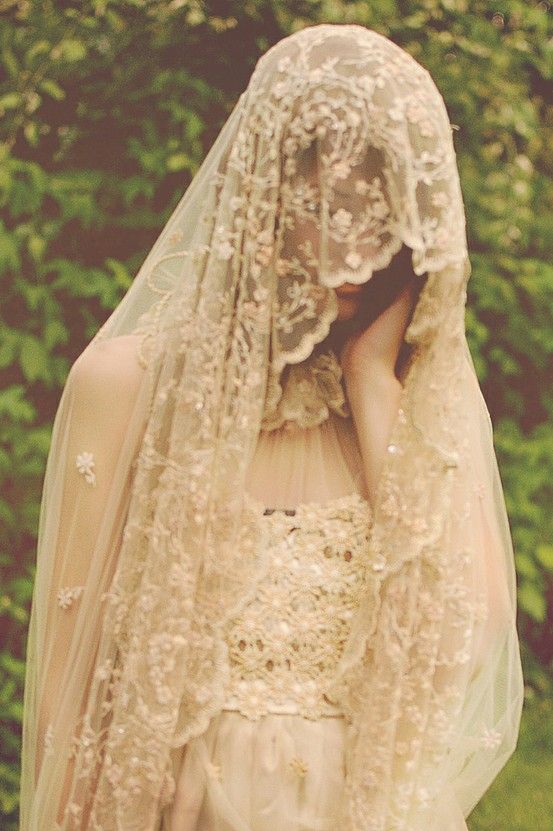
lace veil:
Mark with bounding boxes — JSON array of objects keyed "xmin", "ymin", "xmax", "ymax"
[{"xmin": 19, "ymin": 24, "xmax": 524, "ymax": 831}]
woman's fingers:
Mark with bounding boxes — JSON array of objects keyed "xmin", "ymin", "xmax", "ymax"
[{"xmin": 340, "ymin": 275, "xmax": 418, "ymax": 379}]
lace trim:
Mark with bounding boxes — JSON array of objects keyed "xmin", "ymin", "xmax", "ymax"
[
  {"xmin": 260, "ymin": 234, "xmax": 424, "ymax": 432},
  {"xmin": 260, "ymin": 347, "xmax": 351, "ymax": 431}
]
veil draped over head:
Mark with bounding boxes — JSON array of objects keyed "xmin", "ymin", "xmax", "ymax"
[{"xmin": 19, "ymin": 24, "xmax": 524, "ymax": 831}]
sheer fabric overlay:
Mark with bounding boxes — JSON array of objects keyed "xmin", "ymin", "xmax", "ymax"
[
  {"xmin": 164, "ymin": 709, "xmax": 350, "ymax": 831},
  {"xmin": 160, "ymin": 443, "xmax": 371, "ymax": 831},
  {"xmin": 19, "ymin": 23, "xmax": 523, "ymax": 831}
]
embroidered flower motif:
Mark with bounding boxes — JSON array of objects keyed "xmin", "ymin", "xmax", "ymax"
[
  {"xmin": 333, "ymin": 160, "xmax": 351, "ymax": 179},
  {"xmin": 253, "ymin": 285, "xmax": 270, "ymax": 304},
  {"xmin": 289, "ymin": 755, "xmax": 309, "ymax": 777},
  {"xmin": 94, "ymin": 658, "xmax": 114, "ymax": 682},
  {"xmin": 272, "ymin": 81, "xmax": 288, "ymax": 100},
  {"xmin": 371, "ymin": 196, "xmax": 390, "ymax": 220},
  {"xmin": 256, "ymin": 229, "xmax": 273, "ymax": 247},
  {"xmin": 406, "ymin": 101, "xmax": 425, "ymax": 122},
  {"xmin": 57, "ymin": 585, "xmax": 84, "ymax": 609},
  {"xmin": 255, "ymin": 237, "xmax": 274, "ymax": 267},
  {"xmin": 419, "ymin": 121, "xmax": 435, "ymax": 138},
  {"xmin": 441, "ymin": 684, "xmax": 462, "ymax": 704},
  {"xmin": 212, "ymin": 225, "xmax": 235, "ymax": 260},
  {"xmin": 43, "ymin": 721, "xmax": 54, "ymax": 756},
  {"xmin": 389, "ymin": 100, "xmax": 405, "ymax": 121},
  {"xmin": 277, "ymin": 56, "xmax": 291, "ymax": 73},
  {"xmin": 275, "ymin": 257, "xmax": 289, "ymax": 277},
  {"xmin": 330, "ymin": 208, "xmax": 352, "ymax": 231},
  {"xmin": 215, "ymin": 240, "xmax": 234, "ymax": 260},
  {"xmin": 480, "ymin": 726, "xmax": 502, "ymax": 750},
  {"xmin": 408, "ymin": 516, "xmax": 429, "ymax": 534},
  {"xmin": 64, "ymin": 802, "xmax": 83, "ymax": 820},
  {"xmin": 345, "ymin": 110, "xmax": 361, "ymax": 128},
  {"xmin": 168, "ymin": 230, "xmax": 184, "ymax": 244},
  {"xmin": 345, "ymin": 251, "xmax": 363, "ymax": 270},
  {"xmin": 242, "ymin": 301, "xmax": 270, "ymax": 331},
  {"xmin": 76, "ymin": 451, "xmax": 96, "ymax": 486}
]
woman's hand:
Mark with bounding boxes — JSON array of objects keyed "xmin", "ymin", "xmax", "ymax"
[{"xmin": 338, "ymin": 280, "xmax": 417, "ymax": 386}]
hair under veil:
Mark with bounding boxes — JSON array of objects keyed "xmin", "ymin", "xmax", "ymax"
[{"xmin": 19, "ymin": 23, "xmax": 523, "ymax": 831}]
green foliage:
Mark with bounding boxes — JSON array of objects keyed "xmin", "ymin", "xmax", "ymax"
[{"xmin": 1, "ymin": 0, "xmax": 552, "ymax": 826}]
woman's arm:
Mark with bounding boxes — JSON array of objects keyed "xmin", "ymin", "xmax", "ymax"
[
  {"xmin": 339, "ymin": 277, "xmax": 418, "ymax": 509},
  {"xmin": 23, "ymin": 335, "xmax": 146, "ymax": 828}
]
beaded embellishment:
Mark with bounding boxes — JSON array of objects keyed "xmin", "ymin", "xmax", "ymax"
[{"xmin": 222, "ymin": 492, "xmax": 373, "ymax": 721}]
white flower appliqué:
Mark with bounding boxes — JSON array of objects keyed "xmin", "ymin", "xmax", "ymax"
[
  {"xmin": 43, "ymin": 721, "xmax": 54, "ymax": 756},
  {"xmin": 76, "ymin": 451, "xmax": 96, "ymax": 486},
  {"xmin": 57, "ymin": 585, "xmax": 84, "ymax": 609},
  {"xmin": 479, "ymin": 725, "xmax": 502, "ymax": 750},
  {"xmin": 212, "ymin": 224, "xmax": 235, "ymax": 261}
]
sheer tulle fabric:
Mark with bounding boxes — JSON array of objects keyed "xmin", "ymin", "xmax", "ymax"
[
  {"xmin": 163, "ymin": 711, "xmax": 349, "ymax": 831},
  {"xmin": 161, "ymin": 415, "xmax": 363, "ymax": 831},
  {"xmin": 19, "ymin": 23, "xmax": 524, "ymax": 831}
]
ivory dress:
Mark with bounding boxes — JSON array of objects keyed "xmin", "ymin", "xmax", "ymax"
[{"xmin": 161, "ymin": 393, "xmax": 374, "ymax": 831}]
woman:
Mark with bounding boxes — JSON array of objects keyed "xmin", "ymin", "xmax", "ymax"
[
  {"xmin": 160, "ymin": 258, "xmax": 422, "ymax": 831},
  {"xmin": 19, "ymin": 23, "xmax": 524, "ymax": 831}
]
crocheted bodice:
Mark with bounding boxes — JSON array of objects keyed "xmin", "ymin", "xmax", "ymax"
[{"xmin": 222, "ymin": 491, "xmax": 373, "ymax": 721}]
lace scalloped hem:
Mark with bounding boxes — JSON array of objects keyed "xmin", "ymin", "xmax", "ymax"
[{"xmin": 161, "ymin": 709, "xmax": 349, "ymax": 831}]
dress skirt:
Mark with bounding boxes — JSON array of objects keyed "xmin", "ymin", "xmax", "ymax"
[
  {"xmin": 162, "ymin": 708, "xmax": 350, "ymax": 831},
  {"xmin": 161, "ymin": 413, "xmax": 369, "ymax": 831}
]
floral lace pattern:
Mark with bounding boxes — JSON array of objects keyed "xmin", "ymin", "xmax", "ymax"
[
  {"xmin": 222, "ymin": 492, "xmax": 372, "ymax": 720},
  {"xmin": 238, "ymin": 24, "xmax": 468, "ymax": 431},
  {"xmin": 56, "ymin": 585, "xmax": 84, "ymax": 609},
  {"xmin": 261, "ymin": 347, "xmax": 350, "ymax": 430},
  {"xmin": 75, "ymin": 451, "xmax": 96, "ymax": 486}
]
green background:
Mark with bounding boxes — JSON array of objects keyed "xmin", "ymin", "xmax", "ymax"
[{"xmin": 1, "ymin": 1, "xmax": 552, "ymax": 828}]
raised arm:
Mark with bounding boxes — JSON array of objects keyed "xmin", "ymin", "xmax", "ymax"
[
  {"xmin": 339, "ymin": 275, "xmax": 418, "ymax": 509},
  {"xmin": 331, "ymin": 272, "xmax": 522, "ymax": 828}
]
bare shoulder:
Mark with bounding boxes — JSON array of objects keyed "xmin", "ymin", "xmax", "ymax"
[{"xmin": 67, "ymin": 334, "xmax": 146, "ymax": 408}]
